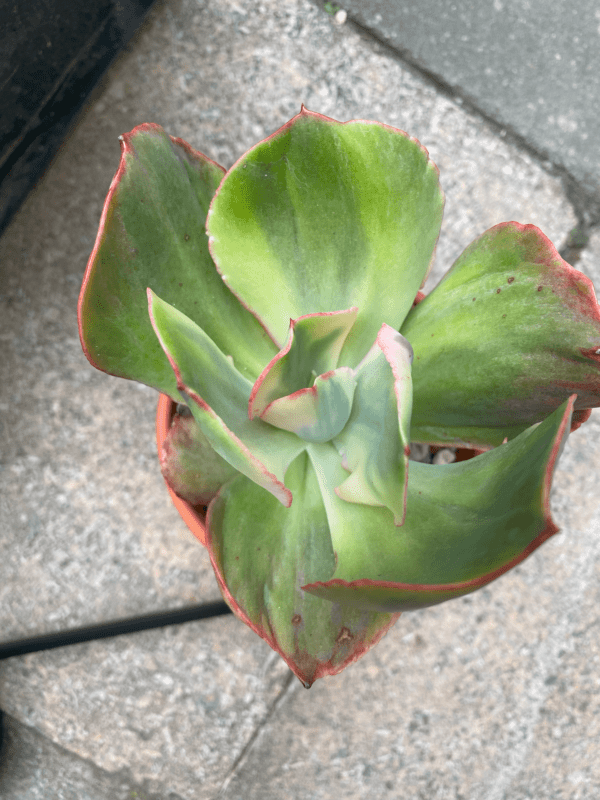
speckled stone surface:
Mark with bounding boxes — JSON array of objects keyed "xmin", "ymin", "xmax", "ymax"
[
  {"xmin": 1, "ymin": 0, "xmax": 598, "ymax": 797},
  {"xmin": 0, "ymin": 618, "xmax": 294, "ymax": 798},
  {"xmin": 335, "ymin": 0, "xmax": 600, "ymax": 207},
  {"xmin": 0, "ymin": 712, "xmax": 172, "ymax": 800}
]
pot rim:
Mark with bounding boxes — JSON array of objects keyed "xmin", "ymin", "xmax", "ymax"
[{"xmin": 156, "ymin": 393, "xmax": 208, "ymax": 547}]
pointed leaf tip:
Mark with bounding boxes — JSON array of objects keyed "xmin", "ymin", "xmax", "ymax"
[{"xmin": 205, "ymin": 454, "xmax": 400, "ymax": 686}]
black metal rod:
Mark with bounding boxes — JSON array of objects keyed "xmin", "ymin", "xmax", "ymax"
[{"xmin": 0, "ymin": 601, "xmax": 232, "ymax": 660}]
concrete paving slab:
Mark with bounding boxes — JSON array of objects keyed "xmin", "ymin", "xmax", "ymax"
[
  {"xmin": 335, "ymin": 0, "xmax": 600, "ymax": 214},
  {"xmin": 0, "ymin": 617, "xmax": 293, "ymax": 798},
  {"xmin": 0, "ymin": 712, "xmax": 175, "ymax": 800},
  {"xmin": 1, "ymin": 0, "xmax": 598, "ymax": 798}
]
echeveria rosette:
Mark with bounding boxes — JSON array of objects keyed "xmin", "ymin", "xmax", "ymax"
[{"xmin": 77, "ymin": 108, "xmax": 600, "ymax": 687}]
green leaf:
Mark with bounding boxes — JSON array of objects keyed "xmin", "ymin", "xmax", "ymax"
[
  {"xmin": 249, "ymin": 308, "xmax": 358, "ymax": 419},
  {"xmin": 303, "ymin": 395, "xmax": 575, "ymax": 611},
  {"xmin": 206, "ymin": 451, "xmax": 400, "ymax": 688},
  {"xmin": 401, "ymin": 222, "xmax": 600, "ymax": 448},
  {"xmin": 78, "ymin": 123, "xmax": 277, "ymax": 399},
  {"xmin": 207, "ymin": 107, "xmax": 444, "ymax": 365},
  {"xmin": 262, "ymin": 367, "xmax": 357, "ymax": 443},
  {"xmin": 148, "ymin": 290, "xmax": 305, "ymax": 506},
  {"xmin": 333, "ymin": 325, "xmax": 413, "ymax": 525}
]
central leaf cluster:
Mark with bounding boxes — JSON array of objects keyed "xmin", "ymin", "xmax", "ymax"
[
  {"xmin": 248, "ymin": 308, "xmax": 360, "ymax": 443},
  {"xmin": 247, "ymin": 306, "xmax": 415, "ymax": 525},
  {"xmin": 147, "ymin": 287, "xmax": 414, "ymax": 523},
  {"xmin": 258, "ymin": 366, "xmax": 357, "ymax": 443}
]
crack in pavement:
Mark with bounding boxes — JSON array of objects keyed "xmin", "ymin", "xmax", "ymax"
[{"xmin": 213, "ymin": 667, "xmax": 298, "ymax": 799}]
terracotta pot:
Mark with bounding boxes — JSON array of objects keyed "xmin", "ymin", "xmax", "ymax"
[
  {"xmin": 155, "ymin": 394, "xmax": 482, "ymax": 545},
  {"xmin": 155, "ymin": 393, "xmax": 208, "ymax": 547}
]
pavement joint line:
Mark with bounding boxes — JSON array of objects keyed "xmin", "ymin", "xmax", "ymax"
[
  {"xmin": 213, "ymin": 668, "xmax": 298, "ymax": 799},
  {"xmin": 0, "ymin": 601, "xmax": 232, "ymax": 660},
  {"xmin": 327, "ymin": 5, "xmax": 600, "ymax": 227},
  {"xmin": 329, "ymin": 9, "xmax": 598, "ymax": 262}
]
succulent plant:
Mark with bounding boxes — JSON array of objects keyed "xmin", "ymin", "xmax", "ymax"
[{"xmin": 78, "ymin": 108, "xmax": 600, "ymax": 687}]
